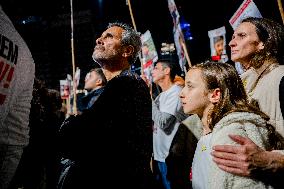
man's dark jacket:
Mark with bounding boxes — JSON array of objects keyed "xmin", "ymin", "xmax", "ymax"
[{"xmin": 59, "ymin": 70, "xmax": 155, "ymax": 188}]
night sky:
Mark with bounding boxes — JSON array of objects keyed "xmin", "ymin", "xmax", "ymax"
[{"xmin": 1, "ymin": 0, "xmax": 283, "ymax": 89}]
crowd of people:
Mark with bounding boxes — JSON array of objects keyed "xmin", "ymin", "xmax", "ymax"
[{"xmin": 1, "ymin": 2, "xmax": 284, "ymax": 189}]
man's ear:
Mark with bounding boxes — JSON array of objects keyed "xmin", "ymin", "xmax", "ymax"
[
  {"xmin": 257, "ymin": 41, "xmax": 264, "ymax": 50},
  {"xmin": 122, "ymin": 45, "xmax": 134, "ymax": 58},
  {"xmin": 95, "ymin": 79, "xmax": 102, "ymax": 86},
  {"xmin": 209, "ymin": 88, "xmax": 221, "ymax": 104},
  {"xmin": 164, "ymin": 67, "xmax": 170, "ymax": 75}
]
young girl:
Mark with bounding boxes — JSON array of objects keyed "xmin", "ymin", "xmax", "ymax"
[{"xmin": 179, "ymin": 62, "xmax": 279, "ymax": 188}]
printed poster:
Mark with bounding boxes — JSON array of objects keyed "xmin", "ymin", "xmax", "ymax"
[
  {"xmin": 60, "ymin": 79, "xmax": 71, "ymax": 100},
  {"xmin": 140, "ymin": 30, "xmax": 158, "ymax": 81},
  {"xmin": 208, "ymin": 26, "xmax": 228, "ymax": 63},
  {"xmin": 168, "ymin": 0, "xmax": 188, "ymax": 72}
]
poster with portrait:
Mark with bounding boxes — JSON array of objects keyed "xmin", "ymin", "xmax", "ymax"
[
  {"xmin": 60, "ymin": 79, "xmax": 71, "ymax": 100},
  {"xmin": 208, "ymin": 26, "xmax": 228, "ymax": 63},
  {"xmin": 173, "ymin": 24, "xmax": 187, "ymax": 71},
  {"xmin": 168, "ymin": 0, "xmax": 180, "ymax": 26},
  {"xmin": 168, "ymin": 0, "xmax": 188, "ymax": 72},
  {"xmin": 140, "ymin": 30, "xmax": 158, "ymax": 81},
  {"xmin": 229, "ymin": 0, "xmax": 262, "ymax": 30}
]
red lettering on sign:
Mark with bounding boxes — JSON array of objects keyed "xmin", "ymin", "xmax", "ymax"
[{"xmin": 4, "ymin": 67, "xmax": 14, "ymax": 88}]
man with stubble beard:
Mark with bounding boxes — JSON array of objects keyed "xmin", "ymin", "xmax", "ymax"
[{"xmin": 58, "ymin": 22, "xmax": 155, "ymax": 189}]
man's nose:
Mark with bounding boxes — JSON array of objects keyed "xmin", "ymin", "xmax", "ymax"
[{"xmin": 96, "ymin": 37, "xmax": 103, "ymax": 45}]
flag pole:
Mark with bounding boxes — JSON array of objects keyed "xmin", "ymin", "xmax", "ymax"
[
  {"xmin": 127, "ymin": 0, "xmax": 153, "ymax": 96},
  {"xmin": 127, "ymin": 0, "xmax": 137, "ymax": 31},
  {"xmin": 127, "ymin": 0, "xmax": 144, "ymax": 73},
  {"xmin": 167, "ymin": 0, "xmax": 191, "ymax": 72},
  {"xmin": 277, "ymin": 0, "xmax": 284, "ymax": 24},
  {"xmin": 70, "ymin": 0, "xmax": 77, "ymax": 115},
  {"xmin": 181, "ymin": 38, "xmax": 191, "ymax": 68}
]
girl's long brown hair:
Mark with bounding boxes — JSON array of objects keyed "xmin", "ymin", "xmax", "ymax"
[{"xmin": 191, "ymin": 62, "xmax": 284, "ymax": 149}]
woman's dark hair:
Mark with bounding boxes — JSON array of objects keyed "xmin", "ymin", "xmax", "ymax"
[{"xmin": 241, "ymin": 17, "xmax": 284, "ymax": 67}]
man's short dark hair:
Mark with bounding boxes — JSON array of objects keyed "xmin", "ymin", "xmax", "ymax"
[
  {"xmin": 108, "ymin": 22, "xmax": 142, "ymax": 65},
  {"xmin": 156, "ymin": 57, "xmax": 180, "ymax": 81},
  {"xmin": 90, "ymin": 68, "xmax": 107, "ymax": 86}
]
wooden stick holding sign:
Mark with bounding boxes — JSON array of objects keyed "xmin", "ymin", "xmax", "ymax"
[{"xmin": 277, "ymin": 0, "xmax": 284, "ymax": 24}]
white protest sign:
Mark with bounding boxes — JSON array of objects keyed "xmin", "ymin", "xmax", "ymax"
[
  {"xmin": 229, "ymin": 0, "xmax": 262, "ymax": 30},
  {"xmin": 208, "ymin": 26, "xmax": 228, "ymax": 63}
]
